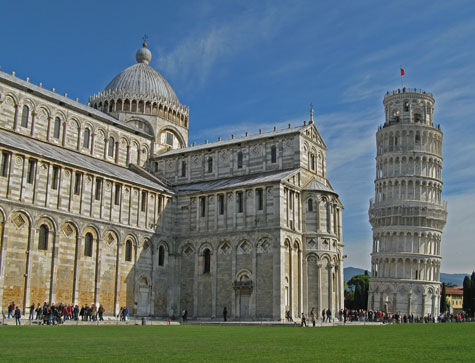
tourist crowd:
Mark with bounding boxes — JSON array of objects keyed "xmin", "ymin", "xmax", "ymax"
[
  {"xmin": 4, "ymin": 301, "xmax": 129, "ymax": 325},
  {"xmin": 338, "ymin": 308, "xmax": 473, "ymax": 324},
  {"xmin": 288, "ymin": 307, "xmax": 475, "ymax": 326}
]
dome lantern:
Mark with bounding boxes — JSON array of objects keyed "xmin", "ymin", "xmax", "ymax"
[{"xmin": 136, "ymin": 42, "xmax": 152, "ymax": 65}]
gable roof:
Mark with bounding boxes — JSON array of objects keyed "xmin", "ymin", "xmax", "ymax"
[
  {"xmin": 174, "ymin": 168, "xmax": 299, "ymax": 195},
  {"xmin": 303, "ymin": 179, "xmax": 337, "ymax": 194},
  {"xmin": 0, "ymin": 130, "xmax": 171, "ymax": 193},
  {"xmin": 157, "ymin": 125, "xmax": 309, "ymax": 157}
]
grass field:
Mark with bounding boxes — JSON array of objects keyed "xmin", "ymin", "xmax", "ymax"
[{"xmin": 0, "ymin": 323, "xmax": 473, "ymax": 362}]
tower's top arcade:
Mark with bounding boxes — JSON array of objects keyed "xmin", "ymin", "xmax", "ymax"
[{"xmin": 383, "ymin": 88, "xmax": 435, "ymax": 127}]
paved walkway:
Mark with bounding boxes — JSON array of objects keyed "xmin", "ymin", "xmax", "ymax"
[{"xmin": 1, "ymin": 317, "xmax": 382, "ymax": 327}]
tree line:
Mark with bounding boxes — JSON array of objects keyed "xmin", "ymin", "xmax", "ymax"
[{"xmin": 462, "ymin": 272, "xmax": 475, "ymax": 316}]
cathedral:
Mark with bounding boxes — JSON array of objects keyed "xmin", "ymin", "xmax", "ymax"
[{"xmin": 0, "ymin": 43, "xmax": 344, "ymax": 320}]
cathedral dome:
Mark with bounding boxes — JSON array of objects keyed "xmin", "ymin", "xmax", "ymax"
[{"xmin": 103, "ymin": 42, "xmax": 179, "ymax": 104}]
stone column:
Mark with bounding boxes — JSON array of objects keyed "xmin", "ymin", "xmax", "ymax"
[
  {"xmin": 193, "ymin": 250, "xmax": 199, "ymax": 318},
  {"xmin": 232, "ymin": 244, "xmax": 237, "ymax": 319},
  {"xmin": 422, "ymin": 294, "xmax": 426, "ymax": 316},
  {"xmin": 62, "ymin": 122, "xmax": 67, "ymax": 147},
  {"xmin": 12, "ymin": 104, "xmax": 19, "ymax": 131},
  {"xmin": 288, "ymin": 245, "xmax": 293, "ymax": 318},
  {"xmin": 212, "ymin": 250, "xmax": 217, "ymax": 319},
  {"xmin": 252, "ymin": 240, "xmax": 257, "ymax": 319},
  {"xmin": 316, "ymin": 261, "xmax": 322, "ymax": 316},
  {"xmin": 303, "ymin": 258, "xmax": 308, "ymax": 316},
  {"xmin": 298, "ymin": 247, "xmax": 303, "ymax": 316},
  {"xmin": 72, "ymin": 233, "xmax": 81, "ymax": 305},
  {"xmin": 273, "ymin": 241, "xmax": 284, "ymax": 321},
  {"xmin": 339, "ymin": 262, "xmax": 345, "ymax": 311},
  {"xmin": 316, "ymin": 200, "xmax": 320, "ymax": 232},
  {"xmin": 94, "ymin": 236, "xmax": 102, "ymax": 306},
  {"xmin": 30, "ymin": 112, "xmax": 37, "ymax": 136},
  {"xmin": 90, "ymin": 132, "xmax": 95, "ymax": 155},
  {"xmin": 104, "ymin": 138, "xmax": 109, "ymax": 159},
  {"xmin": 49, "ymin": 231, "xmax": 59, "ymax": 303},
  {"xmin": 328, "ymin": 263, "xmax": 334, "ymax": 315},
  {"xmin": 114, "ymin": 241, "xmax": 122, "ymax": 316},
  {"xmin": 24, "ymin": 225, "xmax": 35, "ymax": 311}
]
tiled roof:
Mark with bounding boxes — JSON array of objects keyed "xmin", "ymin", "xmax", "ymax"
[
  {"xmin": 174, "ymin": 168, "xmax": 299, "ymax": 195},
  {"xmin": 158, "ymin": 125, "xmax": 309, "ymax": 157},
  {"xmin": 446, "ymin": 287, "xmax": 463, "ymax": 295},
  {"xmin": 0, "ymin": 130, "xmax": 171, "ymax": 193},
  {"xmin": 303, "ymin": 179, "xmax": 336, "ymax": 194}
]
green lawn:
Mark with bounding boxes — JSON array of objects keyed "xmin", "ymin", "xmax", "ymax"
[{"xmin": 0, "ymin": 323, "xmax": 473, "ymax": 362}]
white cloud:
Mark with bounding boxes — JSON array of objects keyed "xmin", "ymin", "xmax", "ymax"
[
  {"xmin": 442, "ymin": 191, "xmax": 475, "ymax": 274},
  {"xmin": 156, "ymin": 6, "xmax": 284, "ymax": 86}
]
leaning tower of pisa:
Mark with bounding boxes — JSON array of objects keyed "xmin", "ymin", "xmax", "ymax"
[{"xmin": 368, "ymin": 88, "xmax": 448, "ymax": 317}]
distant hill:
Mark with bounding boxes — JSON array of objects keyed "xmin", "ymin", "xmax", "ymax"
[
  {"xmin": 344, "ymin": 267, "xmax": 367, "ymax": 282},
  {"xmin": 440, "ymin": 273, "xmax": 469, "ymax": 287},
  {"xmin": 344, "ymin": 267, "xmax": 469, "ymax": 287}
]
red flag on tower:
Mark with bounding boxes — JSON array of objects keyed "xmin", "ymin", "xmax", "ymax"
[{"xmin": 400, "ymin": 67, "xmax": 405, "ymax": 76}]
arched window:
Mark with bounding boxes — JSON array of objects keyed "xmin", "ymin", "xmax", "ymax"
[
  {"xmin": 207, "ymin": 156, "xmax": 213, "ymax": 173},
  {"xmin": 166, "ymin": 132, "xmax": 174, "ymax": 146},
  {"xmin": 125, "ymin": 240, "xmax": 132, "ymax": 262},
  {"xmin": 237, "ymin": 151, "xmax": 243, "ymax": 169},
  {"xmin": 108, "ymin": 136, "xmax": 115, "ymax": 157},
  {"xmin": 21, "ymin": 105, "xmax": 29, "ymax": 128},
  {"xmin": 415, "ymin": 135, "xmax": 421, "ymax": 144},
  {"xmin": 84, "ymin": 232, "xmax": 93, "ymax": 257},
  {"xmin": 271, "ymin": 145, "xmax": 277, "ymax": 163},
  {"xmin": 203, "ymin": 249, "xmax": 211, "ymax": 274},
  {"xmin": 83, "ymin": 128, "xmax": 90, "ymax": 149},
  {"xmin": 158, "ymin": 246, "xmax": 165, "ymax": 266},
  {"xmin": 181, "ymin": 160, "xmax": 186, "ymax": 177},
  {"xmin": 308, "ymin": 198, "xmax": 313, "ymax": 212},
  {"xmin": 38, "ymin": 224, "xmax": 49, "ymax": 250},
  {"xmin": 53, "ymin": 117, "xmax": 61, "ymax": 139}
]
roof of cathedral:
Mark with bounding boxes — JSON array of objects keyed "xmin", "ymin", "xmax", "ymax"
[
  {"xmin": 157, "ymin": 125, "xmax": 309, "ymax": 157},
  {"xmin": 102, "ymin": 43, "xmax": 179, "ymax": 104},
  {"xmin": 0, "ymin": 71, "xmax": 153, "ymax": 139},
  {"xmin": 174, "ymin": 168, "xmax": 299, "ymax": 194},
  {"xmin": 0, "ymin": 130, "xmax": 171, "ymax": 193},
  {"xmin": 303, "ymin": 179, "xmax": 336, "ymax": 194}
]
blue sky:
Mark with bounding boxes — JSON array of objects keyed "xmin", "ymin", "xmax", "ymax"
[{"xmin": 1, "ymin": 1, "xmax": 474, "ymax": 273}]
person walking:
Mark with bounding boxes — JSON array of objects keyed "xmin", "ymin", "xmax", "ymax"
[
  {"xmin": 7, "ymin": 302, "xmax": 14, "ymax": 319},
  {"xmin": 35, "ymin": 303, "xmax": 42, "ymax": 320},
  {"xmin": 15, "ymin": 306, "xmax": 22, "ymax": 326},
  {"xmin": 29, "ymin": 303, "xmax": 35, "ymax": 320},
  {"xmin": 326, "ymin": 309, "xmax": 332, "ymax": 323},
  {"xmin": 98, "ymin": 305, "xmax": 104, "ymax": 321},
  {"xmin": 310, "ymin": 308, "xmax": 316, "ymax": 327},
  {"xmin": 301, "ymin": 313, "xmax": 307, "ymax": 327},
  {"xmin": 223, "ymin": 307, "xmax": 228, "ymax": 322},
  {"xmin": 91, "ymin": 304, "xmax": 97, "ymax": 322},
  {"xmin": 322, "ymin": 309, "xmax": 326, "ymax": 323}
]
